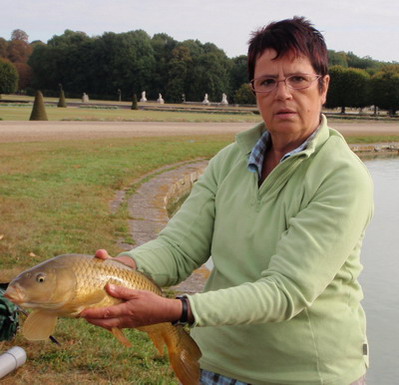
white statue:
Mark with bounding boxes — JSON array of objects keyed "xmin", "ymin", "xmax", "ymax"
[
  {"xmin": 202, "ymin": 93, "xmax": 210, "ymax": 105},
  {"xmin": 82, "ymin": 93, "xmax": 89, "ymax": 103},
  {"xmin": 221, "ymin": 93, "xmax": 228, "ymax": 105},
  {"xmin": 140, "ymin": 91, "xmax": 147, "ymax": 102},
  {"xmin": 157, "ymin": 93, "xmax": 165, "ymax": 104}
]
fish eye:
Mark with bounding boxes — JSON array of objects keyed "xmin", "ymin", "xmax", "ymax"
[{"xmin": 36, "ymin": 273, "xmax": 46, "ymax": 283}]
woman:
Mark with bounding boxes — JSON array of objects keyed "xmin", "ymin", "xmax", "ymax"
[{"xmin": 82, "ymin": 17, "xmax": 373, "ymax": 385}]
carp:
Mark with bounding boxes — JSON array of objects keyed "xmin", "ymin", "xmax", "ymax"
[{"xmin": 4, "ymin": 254, "xmax": 201, "ymax": 385}]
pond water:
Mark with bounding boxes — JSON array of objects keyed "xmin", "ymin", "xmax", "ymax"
[{"xmin": 360, "ymin": 156, "xmax": 399, "ymax": 385}]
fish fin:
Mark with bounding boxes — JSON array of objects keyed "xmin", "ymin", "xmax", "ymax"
[
  {"xmin": 145, "ymin": 329, "xmax": 166, "ymax": 356},
  {"xmin": 23, "ymin": 310, "xmax": 58, "ymax": 341},
  {"xmin": 163, "ymin": 324, "xmax": 202, "ymax": 385},
  {"xmin": 111, "ymin": 327, "xmax": 132, "ymax": 347}
]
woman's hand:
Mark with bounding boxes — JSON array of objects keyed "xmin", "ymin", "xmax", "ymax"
[
  {"xmin": 94, "ymin": 248, "xmax": 137, "ymax": 270},
  {"xmin": 80, "ymin": 284, "xmax": 182, "ymax": 329}
]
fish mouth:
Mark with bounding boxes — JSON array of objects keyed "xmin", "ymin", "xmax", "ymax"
[{"xmin": 3, "ymin": 285, "xmax": 25, "ymax": 305}]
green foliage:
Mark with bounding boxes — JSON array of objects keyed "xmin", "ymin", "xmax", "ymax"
[
  {"xmin": 328, "ymin": 50, "xmax": 384, "ymax": 70},
  {"xmin": 328, "ymin": 50, "xmax": 348, "ymax": 67},
  {"xmin": 234, "ymin": 83, "xmax": 256, "ymax": 105},
  {"xmin": 327, "ymin": 66, "xmax": 371, "ymax": 112},
  {"xmin": 229, "ymin": 55, "xmax": 249, "ymax": 103},
  {"xmin": 0, "ymin": 58, "xmax": 18, "ymax": 94},
  {"xmin": 16, "ymin": 28, "xmax": 398, "ymax": 112},
  {"xmin": 371, "ymin": 65, "xmax": 399, "ymax": 116},
  {"xmin": 29, "ymin": 90, "xmax": 48, "ymax": 120}
]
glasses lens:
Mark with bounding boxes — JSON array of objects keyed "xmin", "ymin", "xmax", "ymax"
[
  {"xmin": 287, "ymin": 75, "xmax": 317, "ymax": 90},
  {"xmin": 252, "ymin": 74, "xmax": 320, "ymax": 93},
  {"xmin": 253, "ymin": 78, "xmax": 276, "ymax": 92}
]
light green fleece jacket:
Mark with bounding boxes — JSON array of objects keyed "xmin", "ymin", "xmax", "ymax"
[{"xmin": 119, "ymin": 115, "xmax": 374, "ymax": 385}]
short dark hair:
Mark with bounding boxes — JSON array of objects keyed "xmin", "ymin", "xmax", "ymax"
[{"xmin": 248, "ymin": 16, "xmax": 328, "ymax": 90}]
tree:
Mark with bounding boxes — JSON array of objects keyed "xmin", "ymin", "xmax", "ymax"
[
  {"xmin": 346, "ymin": 51, "xmax": 381, "ymax": 70},
  {"xmin": 0, "ymin": 38, "xmax": 8, "ymax": 58},
  {"xmin": 13, "ymin": 62, "xmax": 33, "ymax": 90},
  {"xmin": 0, "ymin": 59, "xmax": 18, "ymax": 97},
  {"xmin": 7, "ymin": 39, "xmax": 32, "ymax": 63},
  {"xmin": 11, "ymin": 29, "xmax": 29, "ymax": 43},
  {"xmin": 180, "ymin": 40, "xmax": 232, "ymax": 102},
  {"xmin": 328, "ymin": 50, "xmax": 348, "ymax": 67},
  {"xmin": 234, "ymin": 83, "xmax": 256, "ymax": 105},
  {"xmin": 327, "ymin": 66, "xmax": 371, "ymax": 113},
  {"xmin": 89, "ymin": 30, "xmax": 155, "ymax": 99},
  {"xmin": 165, "ymin": 45, "xmax": 192, "ymax": 102},
  {"xmin": 47, "ymin": 30, "xmax": 90, "ymax": 47},
  {"xmin": 229, "ymin": 55, "xmax": 249, "ymax": 103},
  {"xmin": 371, "ymin": 65, "xmax": 399, "ymax": 116},
  {"xmin": 150, "ymin": 33, "xmax": 177, "ymax": 98}
]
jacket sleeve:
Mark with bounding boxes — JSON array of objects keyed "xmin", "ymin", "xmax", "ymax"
[{"xmin": 188, "ymin": 152, "xmax": 374, "ymax": 326}]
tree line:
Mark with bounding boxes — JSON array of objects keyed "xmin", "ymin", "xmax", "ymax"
[{"xmin": 0, "ymin": 29, "xmax": 398, "ymax": 114}]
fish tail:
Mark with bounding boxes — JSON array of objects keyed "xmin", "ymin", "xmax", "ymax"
[{"xmin": 164, "ymin": 324, "xmax": 201, "ymax": 385}]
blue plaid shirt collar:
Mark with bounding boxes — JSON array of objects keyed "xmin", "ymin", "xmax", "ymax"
[{"xmin": 248, "ymin": 127, "xmax": 319, "ymax": 179}]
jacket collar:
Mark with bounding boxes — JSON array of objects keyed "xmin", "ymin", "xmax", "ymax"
[{"xmin": 236, "ymin": 114, "xmax": 330, "ymax": 158}]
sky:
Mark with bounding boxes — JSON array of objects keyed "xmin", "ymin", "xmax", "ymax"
[{"xmin": 1, "ymin": 0, "xmax": 398, "ymax": 63}]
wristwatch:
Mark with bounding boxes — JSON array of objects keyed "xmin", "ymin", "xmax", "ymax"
[{"xmin": 172, "ymin": 295, "xmax": 191, "ymax": 326}]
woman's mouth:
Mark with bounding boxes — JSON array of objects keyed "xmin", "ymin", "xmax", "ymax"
[{"xmin": 275, "ymin": 109, "xmax": 296, "ymax": 118}]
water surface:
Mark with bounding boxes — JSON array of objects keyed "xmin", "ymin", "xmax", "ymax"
[{"xmin": 360, "ymin": 156, "xmax": 399, "ymax": 385}]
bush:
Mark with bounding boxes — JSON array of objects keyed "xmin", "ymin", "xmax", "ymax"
[
  {"xmin": 29, "ymin": 90, "xmax": 48, "ymax": 121},
  {"xmin": 131, "ymin": 94, "xmax": 138, "ymax": 110},
  {"xmin": 234, "ymin": 83, "xmax": 256, "ymax": 105},
  {"xmin": 57, "ymin": 89, "xmax": 67, "ymax": 107},
  {"xmin": 0, "ymin": 59, "xmax": 19, "ymax": 96}
]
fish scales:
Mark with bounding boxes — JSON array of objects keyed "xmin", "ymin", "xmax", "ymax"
[{"xmin": 4, "ymin": 254, "xmax": 201, "ymax": 385}]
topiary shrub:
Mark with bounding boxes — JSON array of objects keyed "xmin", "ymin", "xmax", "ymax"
[
  {"xmin": 29, "ymin": 90, "xmax": 48, "ymax": 121},
  {"xmin": 57, "ymin": 89, "xmax": 67, "ymax": 108},
  {"xmin": 131, "ymin": 94, "xmax": 138, "ymax": 110}
]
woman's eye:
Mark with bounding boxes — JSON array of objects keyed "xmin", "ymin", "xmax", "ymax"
[
  {"xmin": 290, "ymin": 75, "xmax": 307, "ymax": 83},
  {"xmin": 36, "ymin": 274, "xmax": 46, "ymax": 283},
  {"xmin": 261, "ymin": 78, "xmax": 276, "ymax": 86}
]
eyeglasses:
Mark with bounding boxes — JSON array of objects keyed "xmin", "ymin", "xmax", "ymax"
[{"xmin": 250, "ymin": 74, "xmax": 322, "ymax": 93}]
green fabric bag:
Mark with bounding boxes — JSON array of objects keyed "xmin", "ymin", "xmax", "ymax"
[{"xmin": 0, "ymin": 284, "xmax": 19, "ymax": 341}]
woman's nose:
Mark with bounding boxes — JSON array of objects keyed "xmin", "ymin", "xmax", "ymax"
[{"xmin": 274, "ymin": 80, "xmax": 293, "ymax": 100}]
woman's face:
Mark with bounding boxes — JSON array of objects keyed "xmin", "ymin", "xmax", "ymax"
[{"xmin": 254, "ymin": 49, "xmax": 330, "ymax": 143}]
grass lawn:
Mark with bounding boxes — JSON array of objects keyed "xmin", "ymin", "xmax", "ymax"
[
  {"xmin": 0, "ymin": 134, "xmax": 233, "ymax": 385},
  {"xmin": 0, "ymin": 94, "xmax": 260, "ymax": 123}
]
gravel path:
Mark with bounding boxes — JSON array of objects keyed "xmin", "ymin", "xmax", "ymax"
[{"xmin": 0, "ymin": 120, "xmax": 398, "ymax": 143}]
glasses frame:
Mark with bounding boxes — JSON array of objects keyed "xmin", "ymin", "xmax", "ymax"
[{"xmin": 250, "ymin": 74, "xmax": 322, "ymax": 93}]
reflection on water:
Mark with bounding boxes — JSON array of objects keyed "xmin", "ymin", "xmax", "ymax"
[{"xmin": 360, "ymin": 156, "xmax": 399, "ymax": 385}]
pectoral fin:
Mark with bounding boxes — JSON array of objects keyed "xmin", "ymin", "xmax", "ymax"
[
  {"xmin": 111, "ymin": 327, "xmax": 132, "ymax": 347},
  {"xmin": 23, "ymin": 310, "xmax": 58, "ymax": 341}
]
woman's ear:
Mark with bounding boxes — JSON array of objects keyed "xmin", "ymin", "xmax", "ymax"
[{"xmin": 321, "ymin": 75, "xmax": 330, "ymax": 105}]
